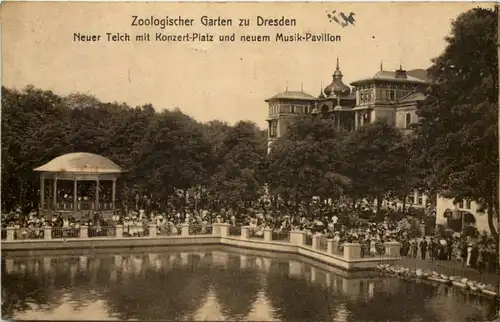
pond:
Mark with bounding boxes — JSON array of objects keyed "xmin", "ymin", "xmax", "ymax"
[{"xmin": 2, "ymin": 246, "xmax": 497, "ymax": 321}]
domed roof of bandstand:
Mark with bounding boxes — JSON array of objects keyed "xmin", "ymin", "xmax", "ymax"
[
  {"xmin": 34, "ymin": 152, "xmax": 123, "ymax": 174},
  {"xmin": 324, "ymin": 58, "xmax": 351, "ymax": 97}
]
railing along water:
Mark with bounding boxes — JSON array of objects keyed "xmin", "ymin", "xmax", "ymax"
[
  {"xmin": 52, "ymin": 227, "xmax": 80, "ymax": 239},
  {"xmin": 89, "ymin": 226, "xmax": 116, "ymax": 238},
  {"xmin": 189, "ymin": 223, "xmax": 213, "ymax": 235},
  {"xmin": 249, "ymin": 229, "xmax": 264, "ymax": 239},
  {"xmin": 272, "ymin": 230, "xmax": 290, "ymax": 242},
  {"xmin": 319, "ymin": 236, "xmax": 328, "ymax": 251},
  {"xmin": 4, "ymin": 228, "xmax": 45, "ymax": 240},
  {"xmin": 305, "ymin": 234, "xmax": 313, "ymax": 246},
  {"xmin": 228, "ymin": 225, "xmax": 242, "ymax": 236},
  {"xmin": 123, "ymin": 225, "xmax": 149, "ymax": 237}
]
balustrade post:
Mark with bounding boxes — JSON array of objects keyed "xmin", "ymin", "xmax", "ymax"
[
  {"xmin": 44, "ymin": 226, "xmax": 52, "ymax": 240},
  {"xmin": 241, "ymin": 226, "xmax": 250, "ymax": 239},
  {"xmin": 290, "ymin": 230, "xmax": 305, "ymax": 246},
  {"xmin": 149, "ymin": 224, "xmax": 157, "ymax": 237},
  {"xmin": 181, "ymin": 223, "xmax": 190, "ymax": 236},
  {"xmin": 327, "ymin": 238, "xmax": 335, "ymax": 254},
  {"xmin": 115, "ymin": 225, "xmax": 123, "ymax": 238},
  {"xmin": 384, "ymin": 241, "xmax": 402, "ymax": 257},
  {"xmin": 80, "ymin": 225, "xmax": 88, "ymax": 238},
  {"xmin": 212, "ymin": 223, "xmax": 221, "ymax": 236},
  {"xmin": 312, "ymin": 233, "xmax": 322, "ymax": 250},
  {"xmin": 263, "ymin": 228, "xmax": 273, "ymax": 241},
  {"xmin": 220, "ymin": 223, "xmax": 230, "ymax": 237},
  {"xmin": 6, "ymin": 227, "xmax": 15, "ymax": 241},
  {"xmin": 343, "ymin": 243, "xmax": 361, "ymax": 260}
]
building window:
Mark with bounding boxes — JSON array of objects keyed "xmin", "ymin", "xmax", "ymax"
[
  {"xmin": 304, "ymin": 106, "xmax": 309, "ymax": 114},
  {"xmin": 465, "ymin": 200, "xmax": 472, "ymax": 209},
  {"xmin": 380, "ymin": 90, "xmax": 387, "ymax": 100},
  {"xmin": 417, "ymin": 191, "xmax": 423, "ymax": 205},
  {"xmin": 290, "ymin": 105, "xmax": 295, "ymax": 113},
  {"xmin": 405, "ymin": 113, "xmax": 412, "ymax": 128},
  {"xmin": 269, "ymin": 121, "xmax": 277, "ymax": 138},
  {"xmin": 388, "ymin": 90, "xmax": 396, "ymax": 101}
]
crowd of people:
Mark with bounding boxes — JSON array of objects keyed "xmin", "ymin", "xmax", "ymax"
[
  {"xmin": 1, "ymin": 208, "xmax": 111, "ymax": 239},
  {"xmin": 1, "ymin": 200, "xmax": 498, "ymax": 274},
  {"xmin": 400, "ymin": 234, "xmax": 498, "ymax": 273}
]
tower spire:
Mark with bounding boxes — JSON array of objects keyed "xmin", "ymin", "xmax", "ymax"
[
  {"xmin": 400, "ymin": 60, "xmax": 403, "ymax": 70},
  {"xmin": 336, "ymin": 57, "xmax": 340, "ymax": 70},
  {"xmin": 301, "ymin": 82, "xmax": 303, "ymax": 92},
  {"xmin": 318, "ymin": 81, "xmax": 325, "ymax": 99},
  {"xmin": 380, "ymin": 61, "xmax": 383, "ymax": 71}
]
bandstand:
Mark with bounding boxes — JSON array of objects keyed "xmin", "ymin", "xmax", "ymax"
[{"xmin": 34, "ymin": 152, "xmax": 123, "ymax": 218}]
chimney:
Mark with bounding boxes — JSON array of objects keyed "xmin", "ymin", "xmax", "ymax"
[
  {"xmin": 395, "ymin": 62, "xmax": 407, "ymax": 79},
  {"xmin": 395, "ymin": 68, "xmax": 407, "ymax": 79}
]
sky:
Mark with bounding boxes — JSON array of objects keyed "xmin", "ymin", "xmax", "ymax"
[{"xmin": 1, "ymin": 2, "xmax": 493, "ymax": 129}]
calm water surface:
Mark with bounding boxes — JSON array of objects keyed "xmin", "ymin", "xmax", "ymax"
[{"xmin": 1, "ymin": 246, "xmax": 497, "ymax": 322}]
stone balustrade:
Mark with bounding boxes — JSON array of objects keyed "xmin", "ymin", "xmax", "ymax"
[
  {"xmin": 312, "ymin": 233, "xmax": 322, "ymax": 250},
  {"xmin": 2, "ymin": 225, "xmax": 401, "ymax": 264},
  {"xmin": 181, "ymin": 223, "xmax": 190, "ymax": 237},
  {"xmin": 290, "ymin": 230, "xmax": 305, "ymax": 246},
  {"xmin": 263, "ymin": 228, "xmax": 273, "ymax": 241},
  {"xmin": 343, "ymin": 243, "xmax": 362, "ymax": 260},
  {"xmin": 384, "ymin": 241, "xmax": 402, "ymax": 257},
  {"xmin": 241, "ymin": 226, "xmax": 250, "ymax": 239}
]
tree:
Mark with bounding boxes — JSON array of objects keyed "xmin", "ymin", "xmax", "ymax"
[
  {"xmin": 342, "ymin": 120, "xmax": 409, "ymax": 213},
  {"xmin": 414, "ymin": 7, "xmax": 498, "ymax": 238},
  {"xmin": 134, "ymin": 109, "xmax": 213, "ymax": 212},
  {"xmin": 207, "ymin": 121, "xmax": 267, "ymax": 213},
  {"xmin": 267, "ymin": 115, "xmax": 350, "ymax": 213}
]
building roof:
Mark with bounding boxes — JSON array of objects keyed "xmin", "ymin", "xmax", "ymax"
[
  {"xmin": 399, "ymin": 91, "xmax": 427, "ymax": 103},
  {"xmin": 350, "ymin": 70, "xmax": 428, "ymax": 86},
  {"xmin": 407, "ymin": 69, "xmax": 432, "ymax": 83},
  {"xmin": 34, "ymin": 152, "xmax": 123, "ymax": 173},
  {"xmin": 324, "ymin": 58, "xmax": 351, "ymax": 97},
  {"xmin": 265, "ymin": 91, "xmax": 317, "ymax": 102}
]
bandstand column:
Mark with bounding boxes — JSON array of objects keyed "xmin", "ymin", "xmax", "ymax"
[
  {"xmin": 73, "ymin": 180, "xmax": 77, "ymax": 211},
  {"xmin": 95, "ymin": 179, "xmax": 100, "ymax": 211},
  {"xmin": 112, "ymin": 179, "xmax": 116, "ymax": 212},
  {"xmin": 40, "ymin": 175, "xmax": 45, "ymax": 210},
  {"xmin": 52, "ymin": 178, "xmax": 58, "ymax": 210}
]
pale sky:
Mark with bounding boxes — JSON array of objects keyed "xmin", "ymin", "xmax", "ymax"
[{"xmin": 1, "ymin": 2, "xmax": 493, "ymax": 129}]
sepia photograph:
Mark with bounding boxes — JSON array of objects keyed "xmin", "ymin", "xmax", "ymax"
[{"xmin": 1, "ymin": 2, "xmax": 499, "ymax": 321}]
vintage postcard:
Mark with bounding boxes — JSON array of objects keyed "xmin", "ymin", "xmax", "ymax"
[{"xmin": 1, "ymin": 2, "xmax": 499, "ymax": 322}]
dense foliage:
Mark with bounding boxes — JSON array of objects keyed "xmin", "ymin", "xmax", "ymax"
[
  {"xmin": 413, "ymin": 7, "xmax": 499, "ymax": 238},
  {"xmin": 1, "ymin": 86, "xmax": 267, "ymax": 213}
]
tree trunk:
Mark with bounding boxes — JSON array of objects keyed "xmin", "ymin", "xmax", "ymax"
[
  {"xmin": 376, "ymin": 196, "xmax": 382, "ymax": 214},
  {"xmin": 402, "ymin": 194, "xmax": 407, "ymax": 212},
  {"xmin": 487, "ymin": 206, "xmax": 499, "ymax": 240}
]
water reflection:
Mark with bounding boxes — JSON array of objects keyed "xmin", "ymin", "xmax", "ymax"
[{"xmin": 2, "ymin": 247, "xmax": 497, "ymax": 322}]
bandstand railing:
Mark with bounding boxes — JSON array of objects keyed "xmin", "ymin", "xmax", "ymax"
[{"xmin": 54, "ymin": 201, "xmax": 115, "ymax": 211}]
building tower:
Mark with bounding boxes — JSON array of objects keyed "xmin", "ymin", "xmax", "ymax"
[{"xmin": 265, "ymin": 86, "xmax": 316, "ymax": 154}]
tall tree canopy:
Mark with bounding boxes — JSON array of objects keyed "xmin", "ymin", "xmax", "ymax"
[
  {"xmin": 207, "ymin": 121, "xmax": 267, "ymax": 212},
  {"xmin": 0, "ymin": 86, "xmax": 266, "ymax": 213},
  {"xmin": 267, "ymin": 115, "xmax": 350, "ymax": 212},
  {"xmin": 413, "ymin": 7, "xmax": 499, "ymax": 238},
  {"xmin": 342, "ymin": 121, "xmax": 409, "ymax": 211}
]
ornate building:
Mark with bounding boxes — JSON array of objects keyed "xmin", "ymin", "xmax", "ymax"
[
  {"xmin": 265, "ymin": 58, "xmax": 429, "ymax": 153},
  {"xmin": 264, "ymin": 59, "xmax": 496, "ymax": 235}
]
